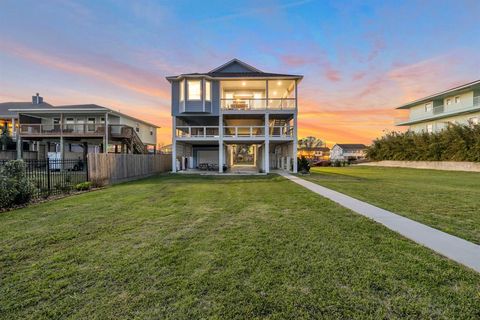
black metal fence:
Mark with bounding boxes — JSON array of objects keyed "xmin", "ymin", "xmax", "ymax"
[{"xmin": 0, "ymin": 159, "xmax": 89, "ymax": 198}]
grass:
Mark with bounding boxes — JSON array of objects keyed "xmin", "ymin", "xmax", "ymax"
[
  {"xmin": 304, "ymin": 166, "xmax": 480, "ymax": 244},
  {"xmin": 0, "ymin": 174, "xmax": 479, "ymax": 319}
]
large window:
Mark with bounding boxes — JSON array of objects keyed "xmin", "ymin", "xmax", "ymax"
[
  {"xmin": 180, "ymin": 80, "xmax": 185, "ymax": 101},
  {"xmin": 205, "ymin": 80, "xmax": 211, "ymax": 101},
  {"xmin": 424, "ymin": 103, "xmax": 433, "ymax": 112},
  {"xmin": 188, "ymin": 80, "xmax": 201, "ymax": 100}
]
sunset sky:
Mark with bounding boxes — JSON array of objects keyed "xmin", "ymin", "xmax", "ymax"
[{"xmin": 1, "ymin": 0, "xmax": 479, "ymax": 146}]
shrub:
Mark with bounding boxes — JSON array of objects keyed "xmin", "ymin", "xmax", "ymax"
[
  {"xmin": 75, "ymin": 181, "xmax": 92, "ymax": 191},
  {"xmin": 0, "ymin": 160, "xmax": 35, "ymax": 209},
  {"xmin": 297, "ymin": 156, "xmax": 310, "ymax": 173},
  {"xmin": 366, "ymin": 123, "xmax": 480, "ymax": 162}
]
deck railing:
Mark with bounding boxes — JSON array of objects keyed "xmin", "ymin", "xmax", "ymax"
[
  {"xmin": 221, "ymin": 98, "xmax": 296, "ymax": 110},
  {"xmin": 175, "ymin": 126, "xmax": 220, "ymax": 138},
  {"xmin": 175, "ymin": 125, "xmax": 294, "ymax": 138},
  {"xmin": 223, "ymin": 126, "xmax": 265, "ymax": 138},
  {"xmin": 396, "ymin": 96, "xmax": 480, "ymax": 125},
  {"xmin": 18, "ymin": 124, "xmax": 135, "ymax": 138}
]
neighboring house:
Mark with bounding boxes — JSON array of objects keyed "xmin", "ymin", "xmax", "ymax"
[
  {"xmin": 395, "ymin": 80, "xmax": 480, "ymax": 133},
  {"xmin": 167, "ymin": 58, "xmax": 302, "ymax": 173},
  {"xmin": 1, "ymin": 94, "xmax": 158, "ymax": 160},
  {"xmin": 159, "ymin": 144, "xmax": 172, "ymax": 154},
  {"xmin": 297, "ymin": 146, "xmax": 330, "ymax": 162},
  {"xmin": 330, "ymin": 144, "xmax": 367, "ymax": 161}
]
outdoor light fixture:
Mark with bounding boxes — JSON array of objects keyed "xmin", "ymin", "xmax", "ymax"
[
  {"xmin": 277, "ymin": 81, "xmax": 282, "ymax": 85},
  {"xmin": 242, "ymin": 81, "xmax": 246, "ymax": 86}
]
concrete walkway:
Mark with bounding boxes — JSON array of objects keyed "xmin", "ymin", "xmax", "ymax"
[{"xmin": 279, "ymin": 172, "xmax": 480, "ymax": 273}]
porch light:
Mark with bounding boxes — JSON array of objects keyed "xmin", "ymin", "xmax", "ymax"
[
  {"xmin": 272, "ymin": 91, "xmax": 277, "ymax": 96},
  {"xmin": 242, "ymin": 81, "xmax": 246, "ymax": 86},
  {"xmin": 277, "ymin": 81, "xmax": 282, "ymax": 85}
]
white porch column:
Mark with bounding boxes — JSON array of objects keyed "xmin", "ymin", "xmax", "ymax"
[
  {"xmin": 104, "ymin": 112, "xmax": 109, "ymax": 154},
  {"xmin": 16, "ymin": 136, "xmax": 22, "ymax": 159},
  {"xmin": 264, "ymin": 113, "xmax": 270, "ymax": 173},
  {"xmin": 172, "ymin": 116, "xmax": 177, "ymax": 172},
  {"xmin": 11, "ymin": 117, "xmax": 16, "ymax": 141},
  {"xmin": 293, "ymin": 115, "xmax": 298, "ymax": 173},
  {"xmin": 60, "ymin": 136, "xmax": 64, "ymax": 161},
  {"xmin": 219, "ymin": 113, "xmax": 224, "ymax": 172}
]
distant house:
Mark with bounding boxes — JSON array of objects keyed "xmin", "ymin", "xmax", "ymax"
[
  {"xmin": 395, "ymin": 79, "xmax": 480, "ymax": 133},
  {"xmin": 0, "ymin": 94, "xmax": 158, "ymax": 160},
  {"xmin": 297, "ymin": 146, "xmax": 330, "ymax": 162},
  {"xmin": 330, "ymin": 144, "xmax": 367, "ymax": 161}
]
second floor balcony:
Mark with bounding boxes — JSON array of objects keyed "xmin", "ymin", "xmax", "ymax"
[
  {"xmin": 175, "ymin": 125, "xmax": 294, "ymax": 139},
  {"xmin": 18, "ymin": 124, "xmax": 137, "ymax": 139},
  {"xmin": 396, "ymin": 96, "xmax": 480, "ymax": 125},
  {"xmin": 221, "ymin": 98, "xmax": 295, "ymax": 111}
]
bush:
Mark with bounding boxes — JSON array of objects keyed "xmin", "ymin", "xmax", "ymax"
[
  {"xmin": 367, "ymin": 123, "xmax": 480, "ymax": 162},
  {"xmin": 0, "ymin": 160, "xmax": 35, "ymax": 209},
  {"xmin": 75, "ymin": 181, "xmax": 92, "ymax": 191},
  {"xmin": 297, "ymin": 156, "xmax": 310, "ymax": 173}
]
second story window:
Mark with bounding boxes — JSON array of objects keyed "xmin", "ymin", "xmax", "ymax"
[
  {"xmin": 446, "ymin": 98, "xmax": 452, "ymax": 105},
  {"xmin": 424, "ymin": 103, "xmax": 433, "ymax": 112},
  {"xmin": 455, "ymin": 96, "xmax": 460, "ymax": 104},
  {"xmin": 205, "ymin": 80, "xmax": 211, "ymax": 101},
  {"xmin": 180, "ymin": 80, "xmax": 185, "ymax": 101},
  {"xmin": 188, "ymin": 80, "xmax": 201, "ymax": 100},
  {"xmin": 136, "ymin": 123, "xmax": 140, "ymax": 133}
]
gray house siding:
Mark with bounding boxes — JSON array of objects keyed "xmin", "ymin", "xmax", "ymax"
[{"xmin": 172, "ymin": 80, "xmax": 220, "ymax": 116}]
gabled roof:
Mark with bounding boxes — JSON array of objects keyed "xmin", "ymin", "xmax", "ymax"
[
  {"xmin": 166, "ymin": 58, "xmax": 303, "ymax": 81},
  {"xmin": 0, "ymin": 102, "xmax": 53, "ymax": 117},
  {"xmin": 334, "ymin": 144, "xmax": 367, "ymax": 150},
  {"xmin": 208, "ymin": 58, "xmax": 262, "ymax": 73},
  {"xmin": 396, "ymin": 79, "xmax": 480, "ymax": 109},
  {"xmin": 4, "ymin": 102, "xmax": 159, "ymax": 128}
]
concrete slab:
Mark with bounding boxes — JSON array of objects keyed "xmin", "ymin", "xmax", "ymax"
[{"xmin": 279, "ymin": 172, "xmax": 480, "ymax": 273}]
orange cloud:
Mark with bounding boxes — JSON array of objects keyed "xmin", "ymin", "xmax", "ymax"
[{"xmin": 0, "ymin": 40, "xmax": 170, "ymax": 101}]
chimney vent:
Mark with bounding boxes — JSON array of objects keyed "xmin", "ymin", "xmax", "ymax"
[{"xmin": 32, "ymin": 93, "xmax": 43, "ymax": 104}]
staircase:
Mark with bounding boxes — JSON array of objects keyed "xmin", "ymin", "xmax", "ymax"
[
  {"xmin": 130, "ymin": 129, "xmax": 146, "ymax": 153},
  {"xmin": 271, "ymin": 119, "xmax": 290, "ymax": 136}
]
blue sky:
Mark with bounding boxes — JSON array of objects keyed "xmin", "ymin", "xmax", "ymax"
[{"xmin": 1, "ymin": 0, "xmax": 479, "ymax": 144}]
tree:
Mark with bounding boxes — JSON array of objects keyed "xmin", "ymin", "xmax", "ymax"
[
  {"xmin": 0, "ymin": 123, "xmax": 13, "ymax": 151},
  {"xmin": 298, "ymin": 136, "xmax": 324, "ymax": 150}
]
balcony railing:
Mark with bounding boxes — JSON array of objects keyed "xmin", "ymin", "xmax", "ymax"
[
  {"xmin": 18, "ymin": 124, "xmax": 135, "ymax": 138},
  {"xmin": 269, "ymin": 126, "xmax": 294, "ymax": 138},
  {"xmin": 221, "ymin": 98, "xmax": 296, "ymax": 111},
  {"xmin": 223, "ymin": 126, "xmax": 265, "ymax": 138},
  {"xmin": 174, "ymin": 125, "xmax": 294, "ymax": 139},
  {"xmin": 176, "ymin": 126, "xmax": 219, "ymax": 138},
  {"xmin": 396, "ymin": 96, "xmax": 480, "ymax": 125}
]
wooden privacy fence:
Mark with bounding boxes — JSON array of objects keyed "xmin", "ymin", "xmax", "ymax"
[{"xmin": 87, "ymin": 153, "xmax": 172, "ymax": 185}]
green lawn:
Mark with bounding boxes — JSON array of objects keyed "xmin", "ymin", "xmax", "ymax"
[
  {"xmin": 305, "ymin": 166, "xmax": 480, "ymax": 244},
  {"xmin": 1, "ymin": 174, "xmax": 479, "ymax": 319}
]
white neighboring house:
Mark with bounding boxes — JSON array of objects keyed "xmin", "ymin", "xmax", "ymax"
[
  {"xmin": 395, "ymin": 79, "xmax": 480, "ymax": 133},
  {"xmin": 330, "ymin": 144, "xmax": 367, "ymax": 161}
]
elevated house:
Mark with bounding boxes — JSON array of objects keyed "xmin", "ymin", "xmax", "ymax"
[
  {"xmin": 330, "ymin": 144, "xmax": 367, "ymax": 161},
  {"xmin": 395, "ymin": 80, "xmax": 480, "ymax": 133},
  {"xmin": 166, "ymin": 59, "xmax": 302, "ymax": 173},
  {"xmin": 0, "ymin": 94, "xmax": 158, "ymax": 160}
]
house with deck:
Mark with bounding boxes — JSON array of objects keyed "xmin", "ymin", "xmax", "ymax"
[
  {"xmin": 1, "ymin": 94, "xmax": 158, "ymax": 160},
  {"xmin": 395, "ymin": 80, "xmax": 480, "ymax": 133},
  {"xmin": 167, "ymin": 59, "xmax": 302, "ymax": 173}
]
